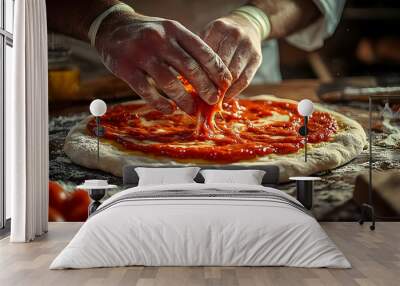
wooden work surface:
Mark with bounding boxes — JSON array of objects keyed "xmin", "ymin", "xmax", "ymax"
[
  {"xmin": 1, "ymin": 222, "xmax": 399, "ymax": 286},
  {"xmin": 49, "ymin": 78, "xmax": 400, "ymax": 221},
  {"xmin": 49, "ymin": 79, "xmax": 321, "ymax": 116},
  {"xmin": 244, "ymin": 79, "xmax": 320, "ymax": 102}
]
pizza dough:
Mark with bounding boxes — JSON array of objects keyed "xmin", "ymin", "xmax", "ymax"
[{"xmin": 64, "ymin": 95, "xmax": 367, "ymax": 182}]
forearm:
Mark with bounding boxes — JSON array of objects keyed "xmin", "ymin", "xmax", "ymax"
[
  {"xmin": 46, "ymin": 0, "xmax": 121, "ymax": 42},
  {"xmin": 248, "ymin": 0, "xmax": 320, "ymax": 39}
]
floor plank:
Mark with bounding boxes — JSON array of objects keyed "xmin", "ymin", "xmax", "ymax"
[{"xmin": 0, "ymin": 222, "xmax": 399, "ymax": 286}]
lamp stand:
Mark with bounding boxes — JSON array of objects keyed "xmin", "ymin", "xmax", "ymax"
[
  {"xmin": 299, "ymin": 116, "xmax": 309, "ymax": 162},
  {"xmin": 94, "ymin": 117, "xmax": 105, "ymax": 162},
  {"xmin": 359, "ymin": 96, "xmax": 376, "ymax": 230},
  {"xmin": 96, "ymin": 117, "xmax": 100, "ymax": 162},
  {"xmin": 359, "ymin": 203, "xmax": 375, "ymax": 230},
  {"xmin": 304, "ymin": 116, "xmax": 308, "ymax": 162}
]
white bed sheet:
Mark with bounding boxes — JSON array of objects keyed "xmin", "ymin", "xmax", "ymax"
[{"xmin": 50, "ymin": 183, "xmax": 350, "ymax": 269}]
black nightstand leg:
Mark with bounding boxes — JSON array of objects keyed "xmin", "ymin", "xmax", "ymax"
[
  {"xmin": 89, "ymin": 201, "xmax": 102, "ymax": 216},
  {"xmin": 296, "ymin": 181, "xmax": 314, "ymax": 210},
  {"xmin": 88, "ymin": 189, "xmax": 106, "ymax": 216}
]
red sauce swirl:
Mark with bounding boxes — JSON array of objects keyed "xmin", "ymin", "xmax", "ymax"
[{"xmin": 87, "ymin": 96, "xmax": 338, "ymax": 163}]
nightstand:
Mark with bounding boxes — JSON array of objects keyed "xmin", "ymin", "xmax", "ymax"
[
  {"xmin": 78, "ymin": 180, "xmax": 117, "ymax": 215},
  {"xmin": 289, "ymin": 177, "xmax": 321, "ymax": 210}
]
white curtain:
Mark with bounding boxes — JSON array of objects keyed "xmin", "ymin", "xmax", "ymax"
[{"xmin": 8, "ymin": 0, "xmax": 49, "ymax": 242}]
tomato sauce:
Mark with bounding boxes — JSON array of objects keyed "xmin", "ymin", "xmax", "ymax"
[{"xmin": 87, "ymin": 79, "xmax": 338, "ymax": 163}]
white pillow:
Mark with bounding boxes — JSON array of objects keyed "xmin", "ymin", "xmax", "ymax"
[
  {"xmin": 135, "ymin": 167, "xmax": 200, "ymax": 186},
  {"xmin": 200, "ymin": 169, "xmax": 266, "ymax": 185}
]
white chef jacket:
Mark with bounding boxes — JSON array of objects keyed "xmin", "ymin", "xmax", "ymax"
[
  {"xmin": 253, "ymin": 0, "xmax": 346, "ymax": 83},
  {"xmin": 126, "ymin": 0, "xmax": 346, "ymax": 83}
]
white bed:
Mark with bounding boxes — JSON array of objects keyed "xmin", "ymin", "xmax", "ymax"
[{"xmin": 50, "ymin": 183, "xmax": 351, "ymax": 269}]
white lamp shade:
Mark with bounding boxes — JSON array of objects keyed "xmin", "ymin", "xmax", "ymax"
[
  {"xmin": 90, "ymin": 99, "xmax": 107, "ymax": 116},
  {"xmin": 297, "ymin": 99, "xmax": 314, "ymax": 117}
]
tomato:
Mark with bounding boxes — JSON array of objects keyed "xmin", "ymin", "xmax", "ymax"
[
  {"xmin": 70, "ymin": 189, "xmax": 90, "ymax": 206},
  {"xmin": 49, "ymin": 182, "xmax": 91, "ymax": 222},
  {"xmin": 48, "ymin": 206, "xmax": 64, "ymax": 222},
  {"xmin": 49, "ymin": 181, "xmax": 67, "ymax": 212},
  {"xmin": 64, "ymin": 189, "xmax": 90, "ymax": 222},
  {"xmin": 64, "ymin": 206, "xmax": 89, "ymax": 222}
]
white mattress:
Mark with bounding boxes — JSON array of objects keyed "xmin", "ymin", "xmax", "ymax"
[{"xmin": 50, "ymin": 183, "xmax": 350, "ymax": 269}]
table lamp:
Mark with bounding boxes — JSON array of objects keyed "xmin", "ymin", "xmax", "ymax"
[
  {"xmin": 297, "ymin": 99, "xmax": 314, "ymax": 162},
  {"xmin": 89, "ymin": 99, "xmax": 107, "ymax": 162}
]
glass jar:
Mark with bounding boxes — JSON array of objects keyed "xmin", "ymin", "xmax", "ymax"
[{"xmin": 48, "ymin": 48, "xmax": 81, "ymax": 102}]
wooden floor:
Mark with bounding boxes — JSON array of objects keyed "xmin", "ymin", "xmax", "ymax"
[{"xmin": 0, "ymin": 222, "xmax": 399, "ymax": 286}]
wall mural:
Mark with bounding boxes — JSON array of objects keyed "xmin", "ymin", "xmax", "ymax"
[{"xmin": 48, "ymin": 41, "xmax": 400, "ymax": 223}]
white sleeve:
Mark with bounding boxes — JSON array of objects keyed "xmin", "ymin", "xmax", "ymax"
[{"xmin": 285, "ymin": 0, "xmax": 346, "ymax": 51}]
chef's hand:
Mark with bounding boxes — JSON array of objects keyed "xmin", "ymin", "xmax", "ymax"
[
  {"xmin": 201, "ymin": 14, "xmax": 262, "ymax": 100},
  {"xmin": 95, "ymin": 13, "xmax": 232, "ymax": 114}
]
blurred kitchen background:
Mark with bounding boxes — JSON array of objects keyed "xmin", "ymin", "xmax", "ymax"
[{"xmin": 48, "ymin": 0, "xmax": 400, "ymax": 108}]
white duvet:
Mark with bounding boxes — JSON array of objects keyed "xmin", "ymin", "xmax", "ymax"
[{"xmin": 50, "ymin": 183, "xmax": 351, "ymax": 269}]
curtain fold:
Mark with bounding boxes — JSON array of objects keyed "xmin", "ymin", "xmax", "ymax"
[{"xmin": 8, "ymin": 0, "xmax": 49, "ymax": 242}]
